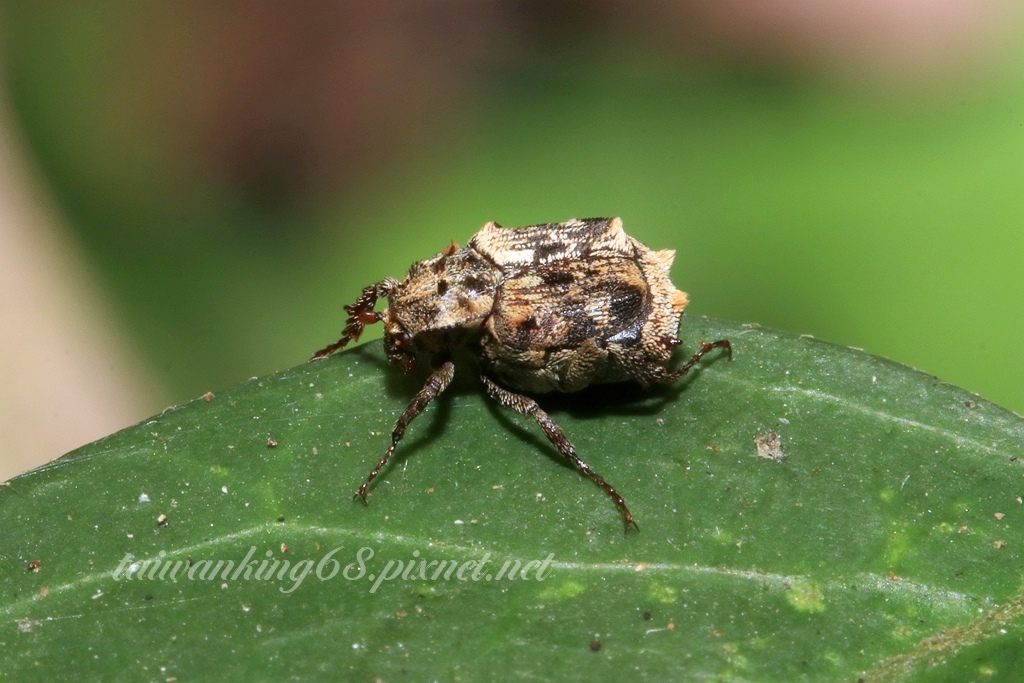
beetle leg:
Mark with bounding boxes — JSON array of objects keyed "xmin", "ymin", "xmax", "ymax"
[
  {"xmin": 664, "ymin": 339, "xmax": 732, "ymax": 383},
  {"xmin": 310, "ymin": 278, "xmax": 398, "ymax": 360},
  {"xmin": 355, "ymin": 361, "xmax": 455, "ymax": 503},
  {"xmin": 481, "ymin": 376, "xmax": 638, "ymax": 532}
]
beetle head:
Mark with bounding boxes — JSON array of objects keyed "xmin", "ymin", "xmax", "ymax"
[
  {"xmin": 380, "ymin": 245, "xmax": 498, "ymax": 370},
  {"xmin": 381, "ymin": 317, "xmax": 417, "ymax": 373}
]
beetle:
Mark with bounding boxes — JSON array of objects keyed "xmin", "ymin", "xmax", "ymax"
[{"xmin": 312, "ymin": 217, "xmax": 730, "ymax": 530}]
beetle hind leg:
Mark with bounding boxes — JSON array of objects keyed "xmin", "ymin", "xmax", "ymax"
[
  {"xmin": 481, "ymin": 375, "xmax": 638, "ymax": 532},
  {"xmin": 663, "ymin": 339, "xmax": 732, "ymax": 383}
]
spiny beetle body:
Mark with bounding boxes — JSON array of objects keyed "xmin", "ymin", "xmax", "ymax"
[{"xmin": 312, "ymin": 217, "xmax": 730, "ymax": 530}]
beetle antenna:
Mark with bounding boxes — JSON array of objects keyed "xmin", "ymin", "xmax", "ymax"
[{"xmin": 310, "ymin": 278, "xmax": 398, "ymax": 360}]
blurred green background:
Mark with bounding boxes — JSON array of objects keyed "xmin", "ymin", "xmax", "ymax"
[{"xmin": 2, "ymin": 3, "xmax": 1023, "ymax": 476}]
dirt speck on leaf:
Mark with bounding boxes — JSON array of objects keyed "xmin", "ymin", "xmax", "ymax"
[{"xmin": 755, "ymin": 429, "xmax": 785, "ymax": 463}]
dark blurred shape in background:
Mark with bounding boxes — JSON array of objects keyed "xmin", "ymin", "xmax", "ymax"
[{"xmin": 1, "ymin": 0, "xmax": 1022, "ymax": 479}]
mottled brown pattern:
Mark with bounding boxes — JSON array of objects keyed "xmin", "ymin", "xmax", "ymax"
[
  {"xmin": 488, "ymin": 257, "xmax": 648, "ymax": 353},
  {"xmin": 312, "ymin": 217, "xmax": 731, "ymax": 530}
]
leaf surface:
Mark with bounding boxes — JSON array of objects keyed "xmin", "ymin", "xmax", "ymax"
[{"xmin": 3, "ymin": 318, "xmax": 1024, "ymax": 682}]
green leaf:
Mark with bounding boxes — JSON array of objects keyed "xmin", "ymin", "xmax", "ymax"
[{"xmin": 3, "ymin": 317, "xmax": 1024, "ymax": 682}]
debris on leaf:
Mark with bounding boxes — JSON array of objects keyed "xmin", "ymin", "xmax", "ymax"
[{"xmin": 754, "ymin": 429, "xmax": 785, "ymax": 463}]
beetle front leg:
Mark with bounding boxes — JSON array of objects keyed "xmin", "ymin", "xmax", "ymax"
[
  {"xmin": 481, "ymin": 376, "xmax": 638, "ymax": 532},
  {"xmin": 355, "ymin": 361, "xmax": 455, "ymax": 503},
  {"xmin": 310, "ymin": 277, "xmax": 399, "ymax": 360}
]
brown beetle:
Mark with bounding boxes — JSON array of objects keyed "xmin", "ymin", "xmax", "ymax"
[{"xmin": 312, "ymin": 217, "xmax": 730, "ymax": 530}]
